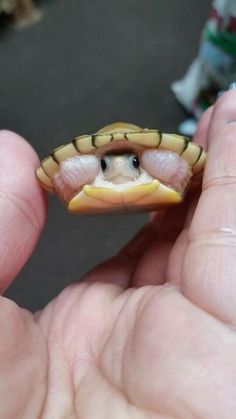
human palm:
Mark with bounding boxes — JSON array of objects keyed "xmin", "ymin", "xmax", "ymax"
[{"xmin": 1, "ymin": 92, "xmax": 236, "ymax": 419}]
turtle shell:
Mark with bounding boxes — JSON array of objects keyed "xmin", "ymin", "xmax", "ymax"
[{"xmin": 36, "ymin": 122, "xmax": 207, "ymax": 214}]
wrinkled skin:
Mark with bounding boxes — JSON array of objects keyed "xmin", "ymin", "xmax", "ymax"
[{"xmin": 1, "ymin": 91, "xmax": 236, "ymax": 419}]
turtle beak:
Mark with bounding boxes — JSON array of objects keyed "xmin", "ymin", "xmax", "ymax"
[{"xmin": 68, "ymin": 180, "xmax": 182, "ymax": 213}]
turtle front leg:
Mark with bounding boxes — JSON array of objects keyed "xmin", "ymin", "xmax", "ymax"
[
  {"xmin": 141, "ymin": 149, "xmax": 193, "ymax": 193},
  {"xmin": 53, "ymin": 155, "xmax": 100, "ymax": 202}
]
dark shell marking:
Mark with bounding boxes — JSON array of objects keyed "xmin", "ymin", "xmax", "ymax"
[{"xmin": 36, "ymin": 129, "xmax": 206, "ymax": 192}]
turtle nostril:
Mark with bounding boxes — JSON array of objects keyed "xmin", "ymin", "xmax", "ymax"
[{"xmin": 115, "ymin": 157, "xmax": 124, "ymax": 167}]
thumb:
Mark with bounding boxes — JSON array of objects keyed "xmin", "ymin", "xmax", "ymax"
[{"xmin": 0, "ymin": 131, "xmax": 47, "ymax": 293}]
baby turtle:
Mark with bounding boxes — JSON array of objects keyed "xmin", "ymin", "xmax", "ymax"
[{"xmin": 36, "ymin": 122, "xmax": 207, "ymax": 214}]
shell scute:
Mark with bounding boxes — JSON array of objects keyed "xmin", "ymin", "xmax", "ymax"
[
  {"xmin": 126, "ymin": 131, "xmax": 161, "ymax": 147},
  {"xmin": 93, "ymin": 134, "xmax": 113, "ymax": 148},
  {"xmin": 73, "ymin": 135, "xmax": 96, "ymax": 153},
  {"xmin": 181, "ymin": 142, "xmax": 203, "ymax": 166},
  {"xmin": 41, "ymin": 156, "xmax": 59, "ymax": 178},
  {"xmin": 160, "ymin": 133, "xmax": 188, "ymax": 154},
  {"xmin": 53, "ymin": 143, "xmax": 79, "ymax": 163}
]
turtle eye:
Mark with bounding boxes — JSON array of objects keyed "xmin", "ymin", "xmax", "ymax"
[
  {"xmin": 129, "ymin": 155, "xmax": 140, "ymax": 170},
  {"xmin": 101, "ymin": 156, "xmax": 110, "ymax": 172}
]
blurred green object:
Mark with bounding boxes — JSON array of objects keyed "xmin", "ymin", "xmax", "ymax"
[{"xmin": 172, "ymin": 0, "xmax": 236, "ymax": 121}]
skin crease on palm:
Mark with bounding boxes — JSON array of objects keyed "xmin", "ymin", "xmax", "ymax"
[{"xmin": 2, "ymin": 92, "xmax": 236, "ymax": 419}]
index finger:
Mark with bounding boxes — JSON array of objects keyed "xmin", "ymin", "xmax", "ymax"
[{"xmin": 181, "ymin": 90, "xmax": 236, "ymax": 326}]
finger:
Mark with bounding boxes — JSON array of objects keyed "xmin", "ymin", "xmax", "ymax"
[
  {"xmin": 208, "ymin": 89, "xmax": 236, "ymax": 136},
  {"xmin": 120, "ymin": 208, "xmax": 187, "ymax": 287},
  {"xmin": 193, "ymin": 105, "xmax": 213, "ymax": 148},
  {"xmin": 166, "ymin": 107, "xmax": 213, "ymax": 285},
  {"xmin": 0, "ymin": 131, "xmax": 47, "ymax": 293},
  {"xmin": 84, "ymin": 217, "xmax": 179, "ymax": 288},
  {"xmin": 138, "ymin": 182, "xmax": 205, "ymax": 288},
  {"xmin": 83, "ymin": 222, "xmax": 158, "ymax": 288},
  {"xmin": 167, "ymin": 190, "xmax": 201, "ymax": 285},
  {"xmin": 181, "ymin": 90, "xmax": 236, "ymax": 326},
  {"xmin": 130, "ymin": 238, "xmax": 172, "ymax": 286}
]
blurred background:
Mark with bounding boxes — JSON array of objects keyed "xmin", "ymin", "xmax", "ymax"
[{"xmin": 0, "ymin": 0, "xmax": 211, "ymax": 310}]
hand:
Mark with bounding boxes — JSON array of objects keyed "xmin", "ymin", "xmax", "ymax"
[{"xmin": 1, "ymin": 91, "xmax": 236, "ymax": 419}]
